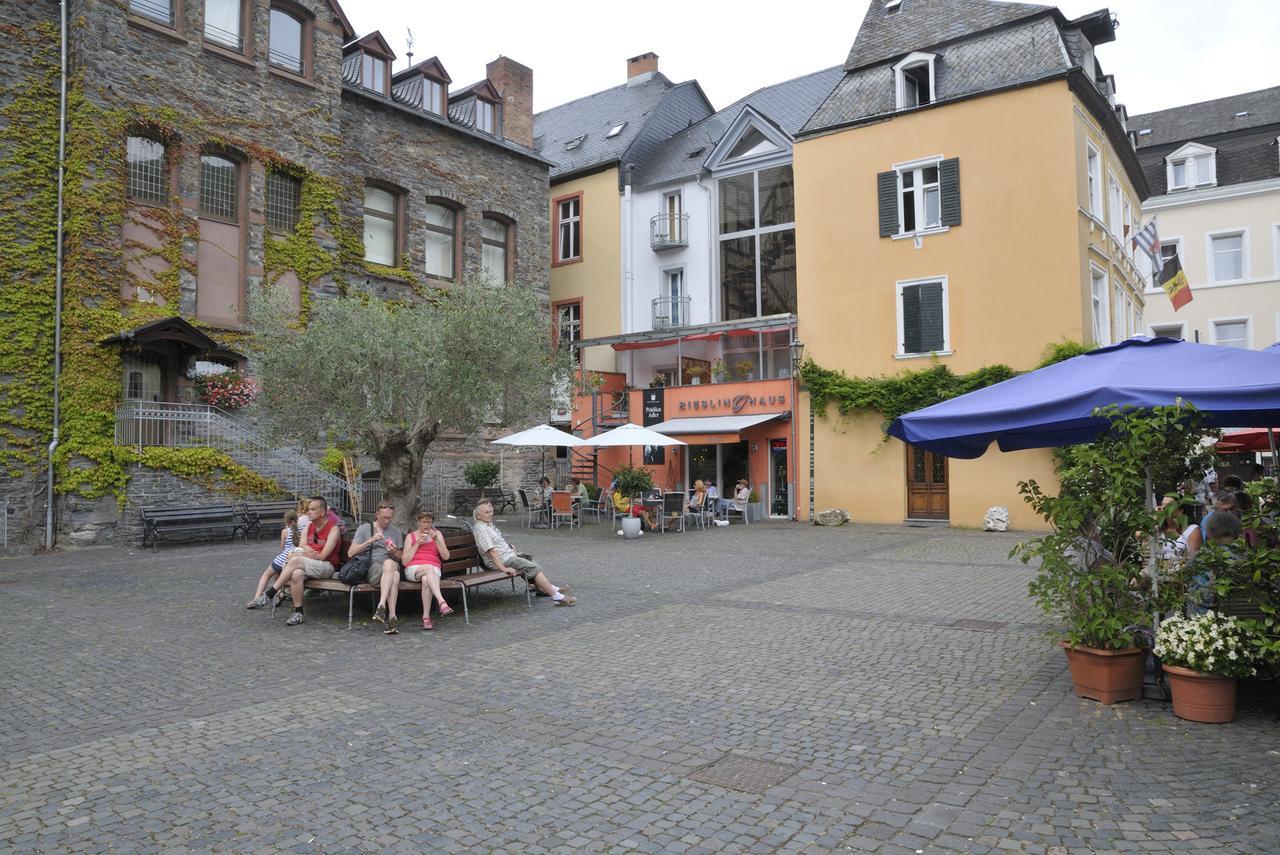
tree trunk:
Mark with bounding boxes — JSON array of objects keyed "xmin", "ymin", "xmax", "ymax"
[{"xmin": 375, "ymin": 434, "xmax": 425, "ymax": 530}]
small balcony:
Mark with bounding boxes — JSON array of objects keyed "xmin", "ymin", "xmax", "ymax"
[
  {"xmin": 650, "ymin": 213, "xmax": 689, "ymax": 252},
  {"xmin": 652, "ymin": 296, "xmax": 691, "ymax": 330}
]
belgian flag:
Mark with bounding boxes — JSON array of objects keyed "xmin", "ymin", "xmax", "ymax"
[{"xmin": 1159, "ymin": 254, "xmax": 1192, "ymax": 311}]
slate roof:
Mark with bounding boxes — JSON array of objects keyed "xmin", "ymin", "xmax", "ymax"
[
  {"xmin": 635, "ymin": 66, "xmax": 845, "ymax": 189},
  {"xmin": 806, "ymin": 14, "xmax": 1070, "ymax": 133},
  {"xmin": 845, "ymin": 0, "xmax": 1053, "ymax": 72},
  {"xmin": 534, "ymin": 74, "xmax": 706, "ymax": 179},
  {"xmin": 1129, "ymin": 85, "xmax": 1280, "ymax": 148}
]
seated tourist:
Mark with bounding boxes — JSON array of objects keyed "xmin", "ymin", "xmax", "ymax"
[
  {"xmin": 570, "ymin": 477, "xmax": 589, "ymax": 505},
  {"xmin": 1199, "ymin": 490, "xmax": 1239, "ymax": 542},
  {"xmin": 270, "ymin": 496, "xmax": 342, "ymax": 626},
  {"xmin": 247, "ymin": 510, "xmax": 301, "ymax": 609},
  {"xmin": 402, "ymin": 511, "xmax": 454, "ymax": 631},
  {"xmin": 686, "ymin": 479, "xmax": 708, "ymax": 514},
  {"xmin": 718, "ymin": 479, "xmax": 750, "ymax": 516},
  {"xmin": 349, "ymin": 502, "xmax": 404, "ymax": 634},
  {"xmin": 1156, "ymin": 495, "xmax": 1202, "ymax": 563},
  {"xmin": 612, "ymin": 488, "xmax": 657, "ymax": 530},
  {"xmin": 1187, "ymin": 510, "xmax": 1245, "ymax": 614},
  {"xmin": 472, "ymin": 500, "xmax": 575, "ymax": 605}
]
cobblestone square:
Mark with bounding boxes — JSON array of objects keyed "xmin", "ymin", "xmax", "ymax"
[{"xmin": 1, "ymin": 521, "xmax": 1276, "ymax": 853}]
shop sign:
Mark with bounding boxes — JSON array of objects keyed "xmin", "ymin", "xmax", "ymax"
[
  {"xmin": 677, "ymin": 393, "xmax": 787, "ymax": 414},
  {"xmin": 642, "ymin": 388, "xmax": 665, "ymax": 464}
]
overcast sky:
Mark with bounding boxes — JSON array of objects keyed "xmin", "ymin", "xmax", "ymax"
[{"xmin": 348, "ymin": 1, "xmax": 1279, "ymax": 117}]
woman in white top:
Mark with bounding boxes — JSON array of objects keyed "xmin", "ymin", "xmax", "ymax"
[{"xmin": 1156, "ymin": 496, "xmax": 1202, "ymax": 562}]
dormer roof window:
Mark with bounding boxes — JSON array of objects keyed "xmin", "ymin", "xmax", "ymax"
[
  {"xmin": 343, "ymin": 31, "xmax": 395, "ymax": 97},
  {"xmin": 1165, "ymin": 142, "xmax": 1217, "ymax": 192},
  {"xmin": 893, "ymin": 52, "xmax": 936, "ymax": 110},
  {"xmin": 448, "ymin": 80, "xmax": 503, "ymax": 138},
  {"xmin": 391, "ymin": 57, "xmax": 451, "ymax": 117}
]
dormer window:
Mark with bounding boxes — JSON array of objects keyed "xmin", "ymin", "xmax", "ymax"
[
  {"xmin": 476, "ymin": 99, "xmax": 497, "ymax": 135},
  {"xmin": 361, "ymin": 53, "xmax": 387, "ymax": 94},
  {"xmin": 894, "ymin": 52, "xmax": 936, "ymax": 110},
  {"xmin": 422, "ymin": 77, "xmax": 445, "ymax": 115},
  {"xmin": 1166, "ymin": 142, "xmax": 1217, "ymax": 191}
]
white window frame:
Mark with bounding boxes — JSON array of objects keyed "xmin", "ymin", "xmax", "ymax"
[
  {"xmin": 1149, "ymin": 322, "xmax": 1185, "ymax": 340},
  {"xmin": 894, "ymin": 275, "xmax": 950, "ymax": 359},
  {"xmin": 1165, "ymin": 142, "xmax": 1218, "ymax": 191},
  {"xmin": 1122, "ymin": 197, "xmax": 1133, "ymax": 253},
  {"xmin": 1210, "ymin": 316, "xmax": 1252, "ymax": 349},
  {"xmin": 1090, "ymin": 264, "xmax": 1110, "ymax": 347},
  {"xmin": 891, "ymin": 154, "xmax": 945, "ymax": 237},
  {"xmin": 1206, "ymin": 228, "xmax": 1249, "ymax": 284},
  {"xmin": 557, "ymin": 197, "xmax": 581, "ymax": 262},
  {"xmin": 661, "ymin": 266, "xmax": 686, "ymax": 327},
  {"xmin": 1112, "ymin": 281, "xmax": 1126, "ymax": 342},
  {"xmin": 893, "ymin": 52, "xmax": 936, "ymax": 110},
  {"xmin": 1085, "ymin": 142, "xmax": 1102, "ymax": 217},
  {"xmin": 1148, "ymin": 236, "xmax": 1182, "ymax": 293},
  {"xmin": 1107, "ymin": 172, "xmax": 1122, "ymax": 238}
]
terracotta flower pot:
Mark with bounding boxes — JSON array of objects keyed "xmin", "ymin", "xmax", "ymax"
[
  {"xmin": 1162, "ymin": 664, "xmax": 1237, "ymax": 723},
  {"xmin": 1060, "ymin": 641, "xmax": 1146, "ymax": 704}
]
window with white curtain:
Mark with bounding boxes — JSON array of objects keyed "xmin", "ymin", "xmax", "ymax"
[
  {"xmin": 204, "ymin": 0, "xmax": 243, "ymax": 50},
  {"xmin": 362, "ymin": 186, "xmax": 397, "ymax": 266},
  {"xmin": 481, "ymin": 216, "xmax": 509, "ymax": 283},
  {"xmin": 423, "ymin": 203, "xmax": 456, "ymax": 279},
  {"xmin": 1091, "ymin": 267, "xmax": 1110, "ymax": 346},
  {"xmin": 1210, "ymin": 232, "xmax": 1245, "ymax": 282},
  {"xmin": 1212, "ymin": 319, "xmax": 1249, "ymax": 349}
]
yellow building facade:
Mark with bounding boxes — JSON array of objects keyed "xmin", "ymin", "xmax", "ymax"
[{"xmin": 795, "ymin": 78, "xmax": 1147, "ymax": 529}]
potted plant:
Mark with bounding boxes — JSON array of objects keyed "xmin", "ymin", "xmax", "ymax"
[
  {"xmin": 612, "ymin": 463, "xmax": 654, "ymax": 539},
  {"xmin": 1155, "ymin": 611, "xmax": 1256, "ymax": 723},
  {"xmin": 686, "ymin": 363, "xmax": 706, "ymax": 385},
  {"xmin": 710, "ymin": 359, "xmax": 728, "ymax": 384},
  {"xmin": 650, "ymin": 372, "xmax": 666, "ymax": 388},
  {"xmin": 463, "ymin": 460, "xmax": 501, "ymax": 498},
  {"xmin": 747, "ymin": 488, "xmax": 762, "ymax": 522},
  {"xmin": 1014, "ymin": 405, "xmax": 1218, "ymax": 704},
  {"xmin": 735, "ymin": 359, "xmax": 754, "ymax": 381}
]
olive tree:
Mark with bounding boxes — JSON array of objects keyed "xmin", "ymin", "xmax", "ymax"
[{"xmin": 251, "ymin": 279, "xmax": 571, "ymax": 522}]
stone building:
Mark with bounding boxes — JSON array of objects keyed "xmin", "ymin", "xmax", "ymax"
[{"xmin": 0, "ymin": 0, "xmax": 551, "ymax": 549}]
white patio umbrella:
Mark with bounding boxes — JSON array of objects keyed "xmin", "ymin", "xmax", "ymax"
[
  {"xmin": 490, "ymin": 424, "xmax": 587, "ymax": 482},
  {"xmin": 583, "ymin": 422, "xmax": 686, "ymax": 466}
]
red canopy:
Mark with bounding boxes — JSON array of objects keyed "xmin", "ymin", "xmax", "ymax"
[{"xmin": 1216, "ymin": 428, "xmax": 1279, "ymax": 453}]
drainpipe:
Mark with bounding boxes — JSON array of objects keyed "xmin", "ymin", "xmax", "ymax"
[
  {"xmin": 622, "ymin": 163, "xmax": 635, "ymax": 336},
  {"xmin": 45, "ymin": 0, "xmax": 70, "ymax": 550}
]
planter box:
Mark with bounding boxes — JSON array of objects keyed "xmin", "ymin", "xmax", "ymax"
[
  {"xmin": 747, "ymin": 502, "xmax": 763, "ymax": 522},
  {"xmin": 1163, "ymin": 664, "xmax": 1237, "ymax": 723},
  {"xmin": 1060, "ymin": 642, "xmax": 1146, "ymax": 704}
]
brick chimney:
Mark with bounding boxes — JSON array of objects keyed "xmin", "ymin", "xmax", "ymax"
[
  {"xmin": 485, "ymin": 56, "xmax": 533, "ymax": 147},
  {"xmin": 627, "ymin": 52, "xmax": 658, "ymax": 82}
]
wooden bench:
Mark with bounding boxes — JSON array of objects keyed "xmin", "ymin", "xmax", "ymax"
[
  {"xmin": 141, "ymin": 505, "xmax": 246, "ymax": 550},
  {"xmin": 237, "ymin": 500, "xmax": 302, "ymax": 539},
  {"xmin": 450, "ymin": 488, "xmax": 517, "ymax": 516},
  {"xmin": 275, "ymin": 525, "xmax": 530, "ymax": 628}
]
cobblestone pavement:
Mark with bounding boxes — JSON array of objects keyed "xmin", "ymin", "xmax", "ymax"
[{"xmin": 1, "ymin": 520, "xmax": 1277, "ymax": 853}]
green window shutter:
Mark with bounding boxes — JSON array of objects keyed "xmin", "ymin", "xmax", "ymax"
[
  {"xmin": 940, "ymin": 158, "xmax": 961, "ymax": 227},
  {"xmin": 877, "ymin": 170, "xmax": 898, "ymax": 237}
]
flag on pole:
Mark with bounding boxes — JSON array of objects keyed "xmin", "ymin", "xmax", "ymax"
[
  {"xmin": 1159, "ymin": 254, "xmax": 1192, "ymax": 311},
  {"xmin": 1132, "ymin": 217, "xmax": 1160, "ymax": 264}
]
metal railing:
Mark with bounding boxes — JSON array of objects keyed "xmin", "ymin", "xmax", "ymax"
[
  {"xmin": 130, "ymin": 0, "xmax": 174, "ymax": 25},
  {"xmin": 114, "ymin": 401, "xmax": 350, "ymax": 507},
  {"xmin": 650, "ymin": 213, "xmax": 689, "ymax": 251},
  {"xmin": 652, "ymin": 295, "xmax": 691, "ymax": 329}
]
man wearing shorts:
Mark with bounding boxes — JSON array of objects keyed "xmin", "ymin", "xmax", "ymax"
[
  {"xmin": 471, "ymin": 500, "xmax": 575, "ymax": 606},
  {"xmin": 349, "ymin": 502, "xmax": 405, "ymax": 632},
  {"xmin": 275, "ymin": 496, "xmax": 342, "ymax": 626}
]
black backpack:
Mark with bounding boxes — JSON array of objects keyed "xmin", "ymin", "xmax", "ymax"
[{"xmin": 336, "ymin": 549, "xmax": 371, "ymax": 585}]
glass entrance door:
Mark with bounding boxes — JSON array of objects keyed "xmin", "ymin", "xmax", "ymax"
[
  {"xmin": 769, "ymin": 438, "xmax": 788, "ymax": 517},
  {"xmin": 687, "ymin": 444, "xmax": 718, "ymax": 491}
]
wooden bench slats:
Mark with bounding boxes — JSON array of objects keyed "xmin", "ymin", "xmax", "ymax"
[{"xmin": 142, "ymin": 506, "xmax": 245, "ymax": 549}]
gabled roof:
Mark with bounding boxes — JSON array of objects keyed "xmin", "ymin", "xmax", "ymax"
[
  {"xmin": 635, "ymin": 65, "xmax": 844, "ymax": 189},
  {"xmin": 392, "ymin": 57, "xmax": 451, "ymax": 85},
  {"xmin": 845, "ymin": 0, "xmax": 1052, "ymax": 72},
  {"xmin": 325, "ymin": 0, "xmax": 355, "ymax": 41},
  {"xmin": 450, "ymin": 80, "xmax": 502, "ymax": 102},
  {"xmin": 534, "ymin": 73, "xmax": 691, "ymax": 179},
  {"xmin": 343, "ymin": 31, "xmax": 395, "ymax": 60},
  {"xmin": 100, "ymin": 316, "xmax": 243, "ymax": 358},
  {"xmin": 1129, "ymin": 85, "xmax": 1280, "ymax": 148}
]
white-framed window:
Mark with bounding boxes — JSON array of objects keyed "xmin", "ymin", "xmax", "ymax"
[
  {"xmin": 1086, "ymin": 142, "xmax": 1102, "ymax": 217},
  {"xmin": 1090, "ymin": 265, "xmax": 1110, "ymax": 347},
  {"xmin": 1208, "ymin": 230, "xmax": 1247, "ymax": 283},
  {"xmin": 893, "ymin": 52, "xmax": 936, "ymax": 110},
  {"xmin": 1122, "ymin": 197, "xmax": 1133, "ymax": 251},
  {"xmin": 1150, "ymin": 237, "xmax": 1182, "ymax": 291},
  {"xmin": 1150, "ymin": 322, "xmax": 1185, "ymax": 340},
  {"xmin": 555, "ymin": 195, "xmax": 581, "ymax": 263},
  {"xmin": 1131, "ymin": 300, "xmax": 1142, "ymax": 340},
  {"xmin": 1166, "ymin": 143, "xmax": 1217, "ymax": 191},
  {"xmin": 898, "ymin": 159, "xmax": 941, "ymax": 234},
  {"xmin": 1108, "ymin": 173, "xmax": 1122, "ymax": 238},
  {"xmin": 1112, "ymin": 282, "xmax": 1126, "ymax": 342},
  {"xmin": 661, "ymin": 190, "xmax": 684, "ymax": 243},
  {"xmin": 662, "ymin": 267, "xmax": 685, "ymax": 327},
  {"xmin": 556, "ymin": 301, "xmax": 581, "ymax": 364},
  {"xmin": 1211, "ymin": 317, "xmax": 1250, "ymax": 349},
  {"xmin": 718, "ymin": 164, "xmax": 796, "ymax": 319},
  {"xmin": 895, "ymin": 276, "xmax": 949, "ymax": 357}
]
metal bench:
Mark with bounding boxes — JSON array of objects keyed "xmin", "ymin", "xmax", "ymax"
[
  {"xmin": 238, "ymin": 500, "xmax": 302, "ymax": 539},
  {"xmin": 450, "ymin": 488, "xmax": 517, "ymax": 516},
  {"xmin": 141, "ymin": 505, "xmax": 246, "ymax": 550}
]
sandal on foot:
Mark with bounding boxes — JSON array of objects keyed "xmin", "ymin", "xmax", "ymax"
[
  {"xmin": 421, "ymin": 616, "xmax": 435, "ymax": 631},
  {"xmin": 437, "ymin": 602, "xmax": 454, "ymax": 616}
]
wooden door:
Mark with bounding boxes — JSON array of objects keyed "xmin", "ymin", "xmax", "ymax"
[{"xmin": 906, "ymin": 445, "xmax": 949, "ymax": 520}]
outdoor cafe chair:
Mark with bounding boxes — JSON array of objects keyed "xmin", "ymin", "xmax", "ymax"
[
  {"xmin": 550, "ymin": 490, "xmax": 577, "ymax": 529},
  {"xmin": 578, "ymin": 490, "xmax": 606, "ymax": 525},
  {"xmin": 660, "ymin": 492, "xmax": 685, "ymax": 533},
  {"xmin": 517, "ymin": 488, "xmax": 545, "ymax": 528},
  {"xmin": 684, "ymin": 492, "xmax": 714, "ymax": 530}
]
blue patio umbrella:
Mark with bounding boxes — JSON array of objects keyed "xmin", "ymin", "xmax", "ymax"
[{"xmin": 887, "ymin": 337, "xmax": 1280, "ymax": 459}]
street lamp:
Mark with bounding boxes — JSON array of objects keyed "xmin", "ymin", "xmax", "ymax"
[{"xmin": 789, "ymin": 339, "xmax": 805, "ymax": 373}]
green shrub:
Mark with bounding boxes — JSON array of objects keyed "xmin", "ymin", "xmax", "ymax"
[
  {"xmin": 612, "ymin": 464, "xmax": 653, "ymax": 499},
  {"xmin": 463, "ymin": 460, "xmax": 501, "ymax": 491}
]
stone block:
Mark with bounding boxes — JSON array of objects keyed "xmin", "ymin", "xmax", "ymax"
[{"xmin": 815, "ymin": 508, "xmax": 850, "ymax": 527}]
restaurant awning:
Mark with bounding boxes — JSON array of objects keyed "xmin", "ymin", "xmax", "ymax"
[{"xmin": 649, "ymin": 413, "xmax": 788, "ymax": 444}]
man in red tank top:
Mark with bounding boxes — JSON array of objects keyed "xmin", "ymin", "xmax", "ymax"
[{"xmin": 272, "ymin": 496, "xmax": 343, "ymax": 626}]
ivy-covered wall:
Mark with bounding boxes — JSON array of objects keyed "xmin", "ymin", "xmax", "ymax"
[{"xmin": 0, "ymin": 1, "xmax": 550, "ymax": 550}]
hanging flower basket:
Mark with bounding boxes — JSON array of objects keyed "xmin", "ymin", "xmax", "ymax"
[{"xmin": 193, "ymin": 369, "xmax": 257, "ymax": 410}]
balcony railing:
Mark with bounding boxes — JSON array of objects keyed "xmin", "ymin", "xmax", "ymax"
[
  {"xmin": 650, "ymin": 213, "xmax": 689, "ymax": 251},
  {"xmin": 652, "ymin": 296, "xmax": 691, "ymax": 329}
]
